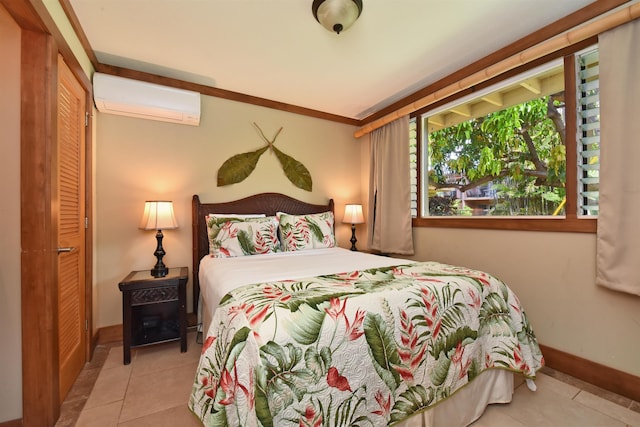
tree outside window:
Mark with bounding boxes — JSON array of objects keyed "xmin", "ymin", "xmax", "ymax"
[
  {"xmin": 426, "ymin": 94, "xmax": 566, "ymax": 216},
  {"xmin": 416, "ymin": 63, "xmax": 569, "ymax": 217}
]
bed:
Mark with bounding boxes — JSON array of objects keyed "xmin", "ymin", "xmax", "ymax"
[{"xmin": 189, "ymin": 193, "xmax": 544, "ymax": 427}]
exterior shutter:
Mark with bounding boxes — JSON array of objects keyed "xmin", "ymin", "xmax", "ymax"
[
  {"xmin": 577, "ymin": 48, "xmax": 600, "ymax": 216},
  {"xmin": 409, "ymin": 118, "xmax": 418, "ymax": 217}
]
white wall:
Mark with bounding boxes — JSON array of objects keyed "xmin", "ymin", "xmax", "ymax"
[
  {"xmin": 0, "ymin": 4, "xmax": 23, "ymax": 422},
  {"xmin": 94, "ymin": 96, "xmax": 363, "ymax": 328},
  {"xmin": 408, "ymin": 227, "xmax": 640, "ymax": 377}
]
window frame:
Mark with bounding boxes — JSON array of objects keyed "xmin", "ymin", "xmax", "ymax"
[{"xmin": 411, "ymin": 40, "xmax": 597, "ymax": 233}]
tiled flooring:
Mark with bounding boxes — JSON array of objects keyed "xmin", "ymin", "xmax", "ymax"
[{"xmin": 57, "ymin": 330, "xmax": 640, "ymax": 426}]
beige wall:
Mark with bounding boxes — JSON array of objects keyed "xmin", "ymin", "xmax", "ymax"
[
  {"xmin": 43, "ymin": 0, "xmax": 94, "ymax": 75},
  {"xmin": 94, "ymin": 96, "xmax": 363, "ymax": 327},
  {"xmin": 407, "ymin": 227, "xmax": 640, "ymax": 377},
  {"xmin": 0, "ymin": 5, "xmax": 23, "ymax": 422}
]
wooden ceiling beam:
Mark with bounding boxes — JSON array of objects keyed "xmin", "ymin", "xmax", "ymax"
[
  {"xmin": 520, "ymin": 78, "xmax": 543, "ymax": 94},
  {"xmin": 481, "ymin": 92, "xmax": 504, "ymax": 107},
  {"xmin": 449, "ymin": 104, "xmax": 472, "ymax": 118}
]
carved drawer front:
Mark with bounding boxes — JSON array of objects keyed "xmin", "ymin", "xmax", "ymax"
[{"xmin": 131, "ymin": 286, "xmax": 178, "ymax": 305}]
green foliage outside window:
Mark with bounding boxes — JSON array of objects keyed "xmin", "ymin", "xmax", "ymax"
[{"xmin": 427, "ymin": 94, "xmax": 566, "ymax": 216}]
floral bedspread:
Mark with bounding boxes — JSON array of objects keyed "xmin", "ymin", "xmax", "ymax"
[{"xmin": 189, "ymin": 262, "xmax": 544, "ymax": 427}]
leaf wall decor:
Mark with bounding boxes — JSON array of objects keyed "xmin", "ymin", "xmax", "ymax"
[
  {"xmin": 217, "ymin": 146, "xmax": 268, "ymax": 186},
  {"xmin": 271, "ymin": 146, "xmax": 312, "ymax": 192},
  {"xmin": 216, "ymin": 123, "xmax": 313, "ymax": 191}
]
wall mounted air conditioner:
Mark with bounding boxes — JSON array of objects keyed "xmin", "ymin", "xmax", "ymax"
[{"xmin": 93, "ymin": 73, "xmax": 201, "ymax": 126}]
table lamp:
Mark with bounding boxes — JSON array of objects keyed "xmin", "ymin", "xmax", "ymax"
[
  {"xmin": 139, "ymin": 201, "xmax": 178, "ymax": 277},
  {"xmin": 343, "ymin": 204, "xmax": 364, "ymax": 251}
]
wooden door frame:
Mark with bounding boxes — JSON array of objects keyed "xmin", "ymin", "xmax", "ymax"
[{"xmin": 2, "ymin": 1, "xmax": 94, "ymax": 425}]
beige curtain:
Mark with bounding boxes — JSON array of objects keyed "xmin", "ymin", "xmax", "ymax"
[
  {"xmin": 596, "ymin": 18, "xmax": 640, "ymax": 296},
  {"xmin": 368, "ymin": 116, "xmax": 414, "ymax": 255}
]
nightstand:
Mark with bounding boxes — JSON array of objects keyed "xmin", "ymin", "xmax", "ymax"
[{"xmin": 118, "ymin": 266, "xmax": 188, "ymax": 364}]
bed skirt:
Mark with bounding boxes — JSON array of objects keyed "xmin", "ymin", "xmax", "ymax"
[{"xmin": 394, "ymin": 369, "xmax": 513, "ymax": 427}]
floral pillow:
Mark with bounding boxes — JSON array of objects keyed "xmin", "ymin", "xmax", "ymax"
[
  {"xmin": 205, "ymin": 213, "xmax": 265, "ymax": 252},
  {"xmin": 207, "ymin": 215, "xmax": 279, "ymax": 258},
  {"xmin": 277, "ymin": 211, "xmax": 336, "ymax": 251}
]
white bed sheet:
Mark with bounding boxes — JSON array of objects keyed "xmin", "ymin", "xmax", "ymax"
[
  {"xmin": 196, "ymin": 247, "xmax": 516, "ymax": 427},
  {"xmin": 199, "ymin": 247, "xmax": 413, "ymax": 318}
]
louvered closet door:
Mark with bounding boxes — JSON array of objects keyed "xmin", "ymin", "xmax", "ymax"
[{"xmin": 57, "ymin": 55, "xmax": 87, "ymax": 403}]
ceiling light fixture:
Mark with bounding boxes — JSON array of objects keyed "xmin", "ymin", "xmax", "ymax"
[{"xmin": 312, "ymin": 0, "xmax": 363, "ymax": 34}]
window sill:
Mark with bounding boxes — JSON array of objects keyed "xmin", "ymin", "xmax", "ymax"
[{"xmin": 412, "ymin": 216, "xmax": 596, "ymax": 233}]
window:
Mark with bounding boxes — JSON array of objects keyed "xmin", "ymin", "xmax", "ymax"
[
  {"xmin": 411, "ymin": 46, "xmax": 598, "ymax": 232},
  {"xmin": 420, "ymin": 62, "xmax": 566, "ymax": 217}
]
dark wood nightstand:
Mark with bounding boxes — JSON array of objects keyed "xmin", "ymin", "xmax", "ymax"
[{"xmin": 118, "ymin": 267, "xmax": 188, "ymax": 364}]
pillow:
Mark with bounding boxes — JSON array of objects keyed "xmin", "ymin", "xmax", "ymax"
[
  {"xmin": 205, "ymin": 213, "xmax": 265, "ymax": 224},
  {"xmin": 205, "ymin": 213, "xmax": 266, "ymax": 252},
  {"xmin": 206, "ymin": 213, "xmax": 266, "ymax": 219},
  {"xmin": 277, "ymin": 211, "xmax": 336, "ymax": 252},
  {"xmin": 207, "ymin": 215, "xmax": 279, "ymax": 258}
]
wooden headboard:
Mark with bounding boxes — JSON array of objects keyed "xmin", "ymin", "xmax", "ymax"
[{"xmin": 191, "ymin": 193, "xmax": 334, "ymax": 313}]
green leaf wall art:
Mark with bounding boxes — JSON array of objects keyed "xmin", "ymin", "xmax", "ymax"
[{"xmin": 217, "ymin": 123, "xmax": 313, "ymax": 191}]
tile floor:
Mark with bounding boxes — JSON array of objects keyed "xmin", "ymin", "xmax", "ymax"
[{"xmin": 56, "ymin": 330, "xmax": 640, "ymax": 426}]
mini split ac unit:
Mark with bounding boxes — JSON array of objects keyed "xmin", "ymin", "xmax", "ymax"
[{"xmin": 93, "ymin": 73, "xmax": 201, "ymax": 126}]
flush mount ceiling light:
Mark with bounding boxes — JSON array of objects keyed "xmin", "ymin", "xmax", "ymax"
[{"xmin": 312, "ymin": 0, "xmax": 363, "ymax": 34}]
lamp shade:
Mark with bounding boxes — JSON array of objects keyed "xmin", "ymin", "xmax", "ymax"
[
  {"xmin": 312, "ymin": 0, "xmax": 363, "ymax": 34},
  {"xmin": 139, "ymin": 201, "xmax": 178, "ymax": 231},
  {"xmin": 343, "ymin": 204, "xmax": 364, "ymax": 224}
]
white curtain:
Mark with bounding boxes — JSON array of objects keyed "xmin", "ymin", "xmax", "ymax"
[
  {"xmin": 368, "ymin": 116, "xmax": 414, "ymax": 255},
  {"xmin": 596, "ymin": 18, "xmax": 640, "ymax": 296}
]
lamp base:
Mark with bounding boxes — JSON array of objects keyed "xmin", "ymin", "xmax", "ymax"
[
  {"xmin": 151, "ymin": 229, "xmax": 169, "ymax": 278},
  {"xmin": 151, "ymin": 264, "xmax": 168, "ymax": 278},
  {"xmin": 350, "ymin": 223, "xmax": 358, "ymax": 251}
]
